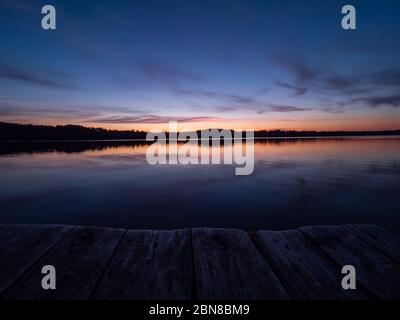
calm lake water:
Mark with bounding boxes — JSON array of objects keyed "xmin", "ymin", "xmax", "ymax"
[{"xmin": 0, "ymin": 137, "xmax": 399, "ymax": 233}]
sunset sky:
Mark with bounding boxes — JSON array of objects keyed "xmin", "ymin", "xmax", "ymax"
[{"xmin": 0, "ymin": 0, "xmax": 400, "ymax": 131}]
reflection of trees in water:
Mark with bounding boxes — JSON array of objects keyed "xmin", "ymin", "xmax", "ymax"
[
  {"xmin": 1, "ymin": 136, "xmax": 399, "ymax": 155},
  {"xmin": 0, "ymin": 141, "xmax": 151, "ymax": 155},
  {"xmin": 255, "ymin": 138, "xmax": 319, "ymax": 145},
  {"xmin": 0, "ymin": 139, "xmax": 316, "ymax": 155},
  {"xmin": 255, "ymin": 137, "xmax": 359, "ymax": 146}
]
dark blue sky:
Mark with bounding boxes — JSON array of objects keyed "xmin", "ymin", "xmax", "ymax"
[{"xmin": 1, "ymin": 0, "xmax": 400, "ymax": 130}]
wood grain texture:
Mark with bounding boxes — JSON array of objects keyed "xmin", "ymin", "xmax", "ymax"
[
  {"xmin": 1, "ymin": 226, "xmax": 125, "ymax": 300},
  {"xmin": 1, "ymin": 224, "xmax": 399, "ymax": 300},
  {"xmin": 192, "ymin": 228, "xmax": 289, "ymax": 299},
  {"xmin": 93, "ymin": 229, "xmax": 193, "ymax": 300},
  {"xmin": 0, "ymin": 224, "xmax": 72, "ymax": 294},
  {"xmin": 300, "ymin": 225, "xmax": 400, "ymax": 299},
  {"xmin": 345, "ymin": 224, "xmax": 400, "ymax": 263},
  {"xmin": 256, "ymin": 229, "xmax": 363, "ymax": 299}
]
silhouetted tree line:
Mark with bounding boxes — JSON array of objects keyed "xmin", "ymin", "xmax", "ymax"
[
  {"xmin": 0, "ymin": 122, "xmax": 399, "ymax": 141},
  {"xmin": 0, "ymin": 140, "xmax": 151, "ymax": 155},
  {"xmin": 0, "ymin": 122, "xmax": 147, "ymax": 140},
  {"xmin": 252, "ymin": 129, "xmax": 400, "ymax": 138}
]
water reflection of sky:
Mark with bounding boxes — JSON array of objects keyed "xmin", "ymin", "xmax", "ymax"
[{"xmin": 0, "ymin": 137, "xmax": 399, "ymax": 233}]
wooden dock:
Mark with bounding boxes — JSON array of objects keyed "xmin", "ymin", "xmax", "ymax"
[{"xmin": 0, "ymin": 224, "xmax": 399, "ymax": 300}]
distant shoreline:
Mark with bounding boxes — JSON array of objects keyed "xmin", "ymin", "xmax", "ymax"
[
  {"xmin": 1, "ymin": 135, "xmax": 400, "ymax": 143},
  {"xmin": 1, "ymin": 122, "xmax": 400, "ymax": 141}
]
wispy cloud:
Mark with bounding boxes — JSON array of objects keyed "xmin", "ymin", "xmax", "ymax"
[
  {"xmin": 354, "ymin": 94, "xmax": 400, "ymax": 108},
  {"xmin": 0, "ymin": 60, "xmax": 75, "ymax": 89},
  {"xmin": 0, "ymin": 103, "xmax": 101, "ymax": 119},
  {"xmin": 269, "ymin": 105, "xmax": 311, "ymax": 113},
  {"xmin": 139, "ymin": 63, "xmax": 203, "ymax": 84},
  {"xmin": 270, "ymin": 55, "xmax": 357, "ymax": 94},
  {"xmin": 321, "ymin": 76, "xmax": 355, "ymax": 90},
  {"xmin": 320, "ymin": 105, "xmax": 347, "ymax": 114},
  {"xmin": 173, "ymin": 88, "xmax": 311, "ymax": 114},
  {"xmin": 0, "ymin": 102, "xmax": 149, "ymax": 123},
  {"xmin": 271, "ymin": 56, "xmax": 317, "ymax": 82},
  {"xmin": 173, "ymin": 88, "xmax": 257, "ymax": 104},
  {"xmin": 368, "ymin": 67, "xmax": 400, "ymax": 86},
  {"xmin": 270, "ymin": 54, "xmax": 400, "ymax": 112},
  {"xmin": 89, "ymin": 114, "xmax": 223, "ymax": 124},
  {"xmin": 276, "ymin": 82, "xmax": 308, "ymax": 96}
]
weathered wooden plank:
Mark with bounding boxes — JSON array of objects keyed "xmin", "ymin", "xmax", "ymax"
[
  {"xmin": 301, "ymin": 225, "xmax": 400, "ymax": 299},
  {"xmin": 1, "ymin": 224, "xmax": 399, "ymax": 300},
  {"xmin": 256, "ymin": 230, "xmax": 363, "ymax": 299},
  {"xmin": 1, "ymin": 226, "xmax": 125, "ymax": 300},
  {"xmin": 92, "ymin": 229, "xmax": 192, "ymax": 299},
  {"xmin": 0, "ymin": 224, "xmax": 72, "ymax": 294},
  {"xmin": 345, "ymin": 224, "xmax": 400, "ymax": 263},
  {"xmin": 192, "ymin": 228, "xmax": 289, "ymax": 299}
]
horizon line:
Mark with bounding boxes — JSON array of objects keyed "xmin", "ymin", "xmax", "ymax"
[{"xmin": 1, "ymin": 121, "xmax": 400, "ymax": 135}]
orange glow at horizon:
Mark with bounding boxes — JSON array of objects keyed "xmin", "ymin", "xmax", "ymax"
[
  {"xmin": 82, "ymin": 117, "xmax": 400, "ymax": 132},
  {"xmin": 8, "ymin": 116, "xmax": 400, "ymax": 132}
]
